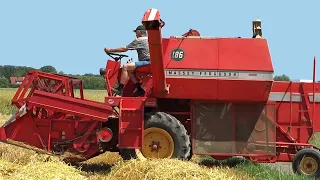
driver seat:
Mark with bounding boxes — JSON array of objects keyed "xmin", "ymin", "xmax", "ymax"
[{"xmin": 135, "ymin": 64, "xmax": 152, "ymax": 73}]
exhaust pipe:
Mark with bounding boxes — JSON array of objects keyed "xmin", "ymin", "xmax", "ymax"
[
  {"xmin": 252, "ymin": 19, "xmax": 262, "ymax": 38},
  {"xmin": 141, "ymin": 8, "xmax": 169, "ymax": 97}
]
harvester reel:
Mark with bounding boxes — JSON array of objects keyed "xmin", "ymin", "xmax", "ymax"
[{"xmin": 119, "ymin": 112, "xmax": 191, "ymax": 161}]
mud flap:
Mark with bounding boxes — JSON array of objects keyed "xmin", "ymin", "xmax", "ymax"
[{"xmin": 118, "ymin": 98, "xmax": 145, "ymax": 149}]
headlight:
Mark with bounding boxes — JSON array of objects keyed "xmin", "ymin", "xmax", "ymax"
[{"xmin": 99, "ymin": 68, "xmax": 106, "ymax": 76}]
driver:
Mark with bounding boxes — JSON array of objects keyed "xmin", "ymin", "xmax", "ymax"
[{"xmin": 104, "ymin": 25, "xmax": 150, "ymax": 96}]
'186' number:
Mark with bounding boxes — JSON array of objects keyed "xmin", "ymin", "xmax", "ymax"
[
  {"xmin": 172, "ymin": 51, "xmax": 183, "ymax": 58},
  {"xmin": 171, "ymin": 48, "xmax": 185, "ymax": 61}
]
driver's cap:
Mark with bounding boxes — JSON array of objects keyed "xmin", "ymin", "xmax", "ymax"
[{"xmin": 133, "ymin": 25, "xmax": 146, "ymax": 32}]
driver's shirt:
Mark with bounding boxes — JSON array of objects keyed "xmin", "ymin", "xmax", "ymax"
[{"xmin": 126, "ymin": 36, "xmax": 150, "ymax": 61}]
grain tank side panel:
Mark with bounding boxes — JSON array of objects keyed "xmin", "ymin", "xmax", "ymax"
[{"xmin": 191, "ymin": 101, "xmax": 276, "ymax": 156}]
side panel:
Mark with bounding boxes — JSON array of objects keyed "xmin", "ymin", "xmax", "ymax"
[
  {"xmin": 164, "ymin": 72, "xmax": 272, "ymax": 101},
  {"xmin": 218, "ymin": 38, "xmax": 273, "ymax": 71},
  {"xmin": 270, "ymin": 81, "xmax": 320, "ymax": 143},
  {"xmin": 105, "ymin": 60, "xmax": 121, "ymax": 94},
  {"xmin": 165, "ymin": 78, "xmax": 218, "ymax": 100},
  {"xmin": 217, "ymin": 79, "xmax": 273, "ymax": 102},
  {"xmin": 163, "ymin": 38, "xmax": 219, "ymax": 69},
  {"xmin": 162, "ymin": 38, "xmax": 170, "ymax": 55},
  {"xmin": 118, "ymin": 98, "xmax": 145, "ymax": 149},
  {"xmin": 105, "ymin": 60, "xmax": 121, "ymax": 86},
  {"xmin": 192, "ymin": 101, "xmax": 276, "ymax": 156}
]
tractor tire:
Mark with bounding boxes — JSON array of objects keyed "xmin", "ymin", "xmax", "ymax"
[
  {"xmin": 119, "ymin": 112, "xmax": 191, "ymax": 160},
  {"xmin": 292, "ymin": 148, "xmax": 320, "ymax": 178}
]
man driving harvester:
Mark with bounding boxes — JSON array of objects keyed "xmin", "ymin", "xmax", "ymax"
[{"xmin": 104, "ymin": 25, "xmax": 150, "ymax": 96}]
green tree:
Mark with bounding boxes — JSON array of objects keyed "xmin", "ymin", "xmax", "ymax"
[
  {"xmin": 12, "ymin": 66, "xmax": 34, "ymax": 77},
  {"xmin": 274, "ymin": 74, "xmax": 290, "ymax": 81},
  {"xmin": 0, "ymin": 65, "xmax": 15, "ymax": 79},
  {"xmin": 0, "ymin": 65, "xmax": 35, "ymax": 79},
  {"xmin": 0, "ymin": 76, "xmax": 10, "ymax": 88},
  {"xmin": 39, "ymin": 65, "xmax": 57, "ymax": 74},
  {"xmin": 84, "ymin": 73, "xmax": 94, "ymax": 76}
]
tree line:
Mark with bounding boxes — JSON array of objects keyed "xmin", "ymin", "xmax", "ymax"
[
  {"xmin": 0, "ymin": 65, "xmax": 291, "ymax": 89},
  {"xmin": 0, "ymin": 65, "xmax": 106, "ymax": 89}
]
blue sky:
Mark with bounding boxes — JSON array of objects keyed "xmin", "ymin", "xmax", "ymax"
[{"xmin": 0, "ymin": 1, "xmax": 319, "ymax": 80}]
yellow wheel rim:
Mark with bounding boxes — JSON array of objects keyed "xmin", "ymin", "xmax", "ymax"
[
  {"xmin": 139, "ymin": 127, "xmax": 174, "ymax": 159},
  {"xmin": 300, "ymin": 156, "xmax": 318, "ymax": 175}
]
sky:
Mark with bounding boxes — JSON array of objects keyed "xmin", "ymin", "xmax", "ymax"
[{"xmin": 0, "ymin": 1, "xmax": 319, "ymax": 80}]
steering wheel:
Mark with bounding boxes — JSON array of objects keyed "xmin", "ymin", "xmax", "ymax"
[{"xmin": 106, "ymin": 52, "xmax": 129, "ymax": 62}]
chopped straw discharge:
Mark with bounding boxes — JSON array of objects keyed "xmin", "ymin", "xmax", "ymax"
[
  {"xmin": 0, "ymin": 158, "xmax": 85, "ymax": 180},
  {"xmin": 0, "ymin": 113, "xmax": 251, "ymax": 180}
]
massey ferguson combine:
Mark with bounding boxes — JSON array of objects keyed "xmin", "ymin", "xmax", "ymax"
[{"xmin": 1, "ymin": 8, "xmax": 320, "ymax": 178}]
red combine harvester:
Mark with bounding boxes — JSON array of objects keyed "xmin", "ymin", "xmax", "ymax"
[{"xmin": 1, "ymin": 8, "xmax": 320, "ymax": 178}]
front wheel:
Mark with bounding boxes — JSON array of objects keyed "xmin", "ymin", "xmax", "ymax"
[
  {"xmin": 292, "ymin": 148, "xmax": 320, "ymax": 178},
  {"xmin": 119, "ymin": 112, "xmax": 191, "ymax": 160}
]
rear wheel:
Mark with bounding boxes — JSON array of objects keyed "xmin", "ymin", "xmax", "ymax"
[
  {"xmin": 292, "ymin": 148, "xmax": 320, "ymax": 178},
  {"xmin": 119, "ymin": 112, "xmax": 191, "ymax": 160}
]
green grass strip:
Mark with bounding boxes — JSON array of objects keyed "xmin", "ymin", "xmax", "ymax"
[{"xmin": 199, "ymin": 156, "xmax": 311, "ymax": 180}]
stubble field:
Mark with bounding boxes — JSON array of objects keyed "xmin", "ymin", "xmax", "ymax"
[{"xmin": 0, "ymin": 88, "xmax": 313, "ymax": 180}]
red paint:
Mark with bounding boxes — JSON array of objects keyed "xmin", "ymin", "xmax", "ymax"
[
  {"xmin": 97, "ymin": 128, "xmax": 113, "ymax": 142},
  {"xmin": 142, "ymin": 8, "xmax": 167, "ymax": 97},
  {"xmin": 118, "ymin": 98, "xmax": 146, "ymax": 148}
]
